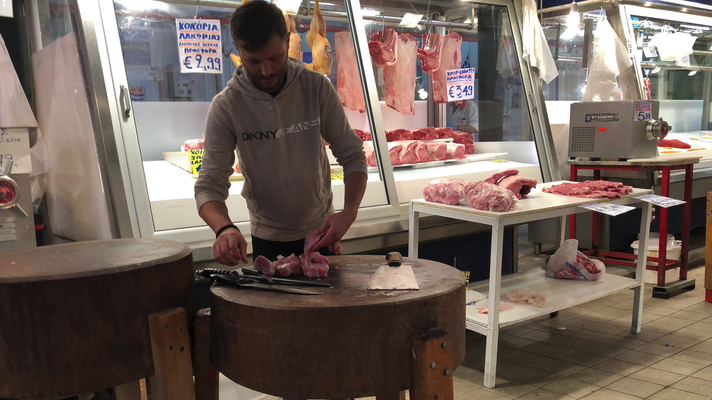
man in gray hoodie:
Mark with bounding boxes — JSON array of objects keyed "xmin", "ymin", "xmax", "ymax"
[{"xmin": 195, "ymin": 1, "xmax": 368, "ymax": 266}]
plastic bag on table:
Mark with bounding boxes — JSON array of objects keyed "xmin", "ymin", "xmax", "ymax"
[
  {"xmin": 544, "ymin": 239, "xmax": 606, "ymax": 281},
  {"xmin": 460, "ymin": 181, "xmax": 520, "ymax": 212}
]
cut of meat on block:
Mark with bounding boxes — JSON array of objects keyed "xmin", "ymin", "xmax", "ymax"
[
  {"xmin": 436, "ymin": 127, "xmax": 454, "ymax": 139},
  {"xmin": 445, "ymin": 143, "xmax": 466, "ymax": 159},
  {"xmin": 383, "ymin": 34, "xmax": 418, "ymax": 115},
  {"xmin": 413, "ymin": 127, "xmax": 438, "ymax": 140},
  {"xmin": 354, "ymin": 129, "xmax": 372, "ymax": 141},
  {"xmin": 386, "ymin": 129, "xmax": 412, "ymax": 142},
  {"xmin": 453, "ymin": 131, "xmax": 474, "ymax": 144},
  {"xmin": 461, "ymin": 181, "xmax": 519, "ymax": 212},
  {"xmin": 415, "ymin": 141, "xmax": 431, "ymax": 162},
  {"xmin": 476, "ymin": 303, "xmax": 514, "ymax": 314},
  {"xmin": 658, "ymin": 139, "xmax": 691, "ymax": 149},
  {"xmin": 305, "ymin": 230, "xmax": 325, "ymax": 253},
  {"xmin": 182, "ymin": 139, "xmax": 204, "ymax": 151},
  {"xmin": 388, "ymin": 142, "xmax": 403, "ymax": 165},
  {"xmin": 425, "ymin": 142, "xmax": 447, "ymax": 161},
  {"xmin": 484, "ymin": 169, "xmax": 519, "ymax": 185},
  {"xmin": 464, "ymin": 143, "xmax": 474, "ymax": 154},
  {"xmin": 433, "ymin": 32, "xmax": 462, "ymax": 104},
  {"xmin": 300, "ymin": 252, "xmax": 329, "ymax": 278},
  {"xmin": 273, "ymin": 254, "xmax": 301, "ymax": 277},
  {"xmin": 368, "ymin": 28, "xmax": 397, "ymax": 68},
  {"xmin": 423, "ymin": 179, "xmax": 466, "ymax": 205},
  {"xmin": 363, "ymin": 141, "xmax": 377, "ymax": 167},
  {"xmin": 253, "ymin": 255, "xmax": 275, "ymax": 277},
  {"xmin": 498, "ymin": 175, "xmax": 538, "ymax": 199},
  {"xmin": 506, "ymin": 288, "xmax": 548, "ymax": 308},
  {"xmin": 542, "ymin": 180, "xmax": 633, "ymax": 199},
  {"xmin": 335, "ymin": 31, "xmax": 366, "ymax": 113},
  {"xmin": 417, "ymin": 33, "xmax": 443, "ymax": 74},
  {"xmin": 398, "ymin": 141, "xmax": 419, "ymax": 164}
]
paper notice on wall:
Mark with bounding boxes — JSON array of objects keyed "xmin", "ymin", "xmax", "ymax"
[
  {"xmin": 176, "ymin": 19, "xmax": 223, "ymax": 74},
  {"xmin": 0, "ymin": 128, "xmax": 31, "ymax": 174}
]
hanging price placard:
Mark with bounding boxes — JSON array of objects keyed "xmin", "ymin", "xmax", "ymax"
[
  {"xmin": 446, "ymin": 68, "xmax": 475, "ymax": 102},
  {"xmin": 176, "ymin": 19, "xmax": 223, "ymax": 74}
]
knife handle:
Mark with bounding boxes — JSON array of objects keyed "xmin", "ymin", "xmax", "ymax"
[{"xmin": 386, "ymin": 252, "xmax": 403, "ymax": 267}]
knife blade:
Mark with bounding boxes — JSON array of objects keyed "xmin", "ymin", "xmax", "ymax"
[{"xmin": 210, "ymin": 274, "xmax": 323, "ymax": 295}]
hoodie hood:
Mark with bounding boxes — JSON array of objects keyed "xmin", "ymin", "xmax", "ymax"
[{"xmin": 227, "ymin": 58, "xmax": 306, "ymax": 100}]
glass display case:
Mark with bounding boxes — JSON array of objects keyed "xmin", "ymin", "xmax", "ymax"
[{"xmin": 25, "ymin": 0, "xmax": 555, "ymax": 249}]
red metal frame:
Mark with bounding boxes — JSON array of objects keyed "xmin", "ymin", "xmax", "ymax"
[{"xmin": 570, "ymin": 163, "xmax": 694, "ymax": 287}]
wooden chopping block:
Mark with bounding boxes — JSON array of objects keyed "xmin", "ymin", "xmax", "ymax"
[
  {"xmin": 210, "ymin": 255, "xmax": 466, "ymax": 399},
  {"xmin": 0, "ymin": 239, "xmax": 196, "ymax": 399}
]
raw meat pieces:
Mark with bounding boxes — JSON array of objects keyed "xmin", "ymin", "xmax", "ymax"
[
  {"xmin": 464, "ymin": 143, "xmax": 475, "ymax": 154},
  {"xmin": 300, "ymin": 252, "xmax": 330, "ymax": 278},
  {"xmin": 368, "ymin": 29, "xmax": 397, "ymax": 68},
  {"xmin": 484, "ymin": 169, "xmax": 519, "ymax": 185},
  {"xmin": 354, "ymin": 129, "xmax": 371, "ymax": 141},
  {"xmin": 432, "ymin": 32, "xmax": 463, "ymax": 104},
  {"xmin": 498, "ymin": 175, "xmax": 538, "ymax": 200},
  {"xmin": 182, "ymin": 139, "xmax": 204, "ymax": 151},
  {"xmin": 305, "ymin": 230, "xmax": 324, "ymax": 253},
  {"xmin": 453, "ymin": 131, "xmax": 474, "ymax": 144},
  {"xmin": 506, "ymin": 288, "xmax": 548, "ymax": 308},
  {"xmin": 413, "ymin": 127, "xmax": 438, "ymax": 140},
  {"xmin": 335, "ymin": 31, "xmax": 366, "ymax": 113},
  {"xmin": 436, "ymin": 127, "xmax": 454, "ymax": 139},
  {"xmin": 273, "ymin": 254, "xmax": 301, "ymax": 276},
  {"xmin": 383, "ymin": 34, "xmax": 418, "ymax": 115},
  {"xmin": 386, "ymin": 129, "xmax": 412, "ymax": 142},
  {"xmin": 445, "ymin": 143, "xmax": 466, "ymax": 159},
  {"xmin": 388, "ymin": 142, "xmax": 403, "ymax": 165},
  {"xmin": 476, "ymin": 303, "xmax": 514, "ymax": 314},
  {"xmin": 363, "ymin": 141, "xmax": 377, "ymax": 167},
  {"xmin": 543, "ymin": 180, "xmax": 633, "ymax": 199},
  {"xmin": 423, "ymin": 179, "xmax": 466, "ymax": 205},
  {"xmin": 417, "ymin": 33, "xmax": 443, "ymax": 74},
  {"xmin": 425, "ymin": 142, "xmax": 447, "ymax": 161},
  {"xmin": 253, "ymin": 255, "xmax": 276, "ymax": 276},
  {"xmin": 284, "ymin": 13, "xmax": 303, "ymax": 61},
  {"xmin": 399, "ymin": 141, "xmax": 418, "ymax": 164},
  {"xmin": 461, "ymin": 181, "xmax": 519, "ymax": 212},
  {"xmin": 415, "ymin": 141, "xmax": 432, "ymax": 162},
  {"xmin": 658, "ymin": 139, "xmax": 691, "ymax": 149},
  {"xmin": 305, "ymin": 0, "xmax": 332, "ymax": 75}
]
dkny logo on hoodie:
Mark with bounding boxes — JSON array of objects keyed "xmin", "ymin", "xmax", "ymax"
[{"xmin": 241, "ymin": 117, "xmax": 321, "ymax": 141}]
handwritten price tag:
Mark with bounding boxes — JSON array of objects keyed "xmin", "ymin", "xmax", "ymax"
[
  {"xmin": 579, "ymin": 203, "xmax": 636, "ymax": 216},
  {"xmin": 176, "ymin": 19, "xmax": 223, "ymax": 74},
  {"xmin": 634, "ymin": 101, "xmax": 652, "ymax": 121},
  {"xmin": 0, "ymin": 128, "xmax": 31, "ymax": 174},
  {"xmin": 633, "ymin": 194, "xmax": 685, "ymax": 208},
  {"xmin": 190, "ymin": 149, "xmax": 204, "ymax": 175},
  {"xmin": 446, "ymin": 68, "xmax": 475, "ymax": 102}
]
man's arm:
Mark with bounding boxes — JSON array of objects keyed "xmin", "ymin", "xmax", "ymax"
[
  {"xmin": 457, "ymin": 124, "xmax": 478, "ymax": 134},
  {"xmin": 311, "ymin": 171, "xmax": 367, "ymax": 252},
  {"xmin": 195, "ymin": 99, "xmax": 248, "ymax": 265}
]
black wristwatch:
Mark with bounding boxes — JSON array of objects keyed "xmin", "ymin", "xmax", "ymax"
[{"xmin": 215, "ymin": 224, "xmax": 240, "ymax": 238}]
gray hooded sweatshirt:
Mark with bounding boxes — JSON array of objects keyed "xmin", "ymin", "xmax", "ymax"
[{"xmin": 195, "ymin": 59, "xmax": 367, "ymax": 241}]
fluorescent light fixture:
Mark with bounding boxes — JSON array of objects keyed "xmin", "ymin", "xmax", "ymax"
[
  {"xmin": 275, "ymin": 0, "xmax": 301, "ymax": 15},
  {"xmin": 361, "ymin": 8, "xmax": 381, "ymax": 17},
  {"xmin": 689, "ymin": 70, "xmax": 698, "ymax": 76},
  {"xmin": 680, "ymin": 24, "xmax": 710, "ymax": 31},
  {"xmin": 645, "ymin": 2, "xmax": 651, "ymax": 6},
  {"xmin": 682, "ymin": 8, "xmax": 687, "ymax": 12},
  {"xmin": 117, "ymin": 0, "xmax": 169, "ymax": 11},
  {"xmin": 651, "ymin": 66, "xmax": 661, "ymax": 73},
  {"xmin": 566, "ymin": 0, "xmax": 580, "ymax": 28},
  {"xmin": 399, "ymin": 13, "xmax": 423, "ymax": 28}
]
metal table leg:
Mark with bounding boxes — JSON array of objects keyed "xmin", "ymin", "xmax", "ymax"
[
  {"xmin": 681, "ymin": 164, "xmax": 693, "ymax": 280},
  {"xmin": 569, "ymin": 166, "xmax": 578, "ymax": 240},
  {"xmin": 632, "ymin": 202, "xmax": 652, "ymax": 333},
  {"xmin": 658, "ymin": 168, "xmax": 671, "ymax": 287},
  {"xmin": 484, "ymin": 222, "xmax": 505, "ymax": 389},
  {"xmin": 409, "ymin": 204, "xmax": 419, "ymax": 258}
]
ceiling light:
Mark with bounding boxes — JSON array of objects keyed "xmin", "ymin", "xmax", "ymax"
[
  {"xmin": 645, "ymin": 2, "xmax": 651, "ymax": 6},
  {"xmin": 567, "ymin": 0, "xmax": 580, "ymax": 28},
  {"xmin": 275, "ymin": 0, "xmax": 301, "ymax": 15},
  {"xmin": 689, "ymin": 70, "xmax": 698, "ymax": 76},
  {"xmin": 400, "ymin": 13, "xmax": 423, "ymax": 28},
  {"xmin": 682, "ymin": 8, "xmax": 687, "ymax": 12},
  {"xmin": 361, "ymin": 8, "xmax": 381, "ymax": 17},
  {"xmin": 418, "ymin": 89, "xmax": 428, "ymax": 100},
  {"xmin": 116, "ymin": 0, "xmax": 169, "ymax": 11}
]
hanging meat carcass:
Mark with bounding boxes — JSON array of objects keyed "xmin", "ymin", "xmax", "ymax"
[
  {"xmin": 284, "ymin": 13, "xmax": 303, "ymax": 61},
  {"xmin": 368, "ymin": 28, "xmax": 398, "ymax": 68},
  {"xmin": 432, "ymin": 32, "xmax": 463, "ymax": 103},
  {"xmin": 335, "ymin": 31, "xmax": 366, "ymax": 112},
  {"xmin": 383, "ymin": 34, "xmax": 418, "ymax": 115},
  {"xmin": 417, "ymin": 33, "xmax": 443, "ymax": 74},
  {"xmin": 305, "ymin": 0, "xmax": 332, "ymax": 75}
]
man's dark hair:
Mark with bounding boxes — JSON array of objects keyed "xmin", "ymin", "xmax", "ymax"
[{"xmin": 231, "ymin": 1, "xmax": 289, "ymax": 52}]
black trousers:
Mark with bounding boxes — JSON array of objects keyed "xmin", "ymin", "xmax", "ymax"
[{"xmin": 251, "ymin": 235, "xmax": 336, "ymax": 261}]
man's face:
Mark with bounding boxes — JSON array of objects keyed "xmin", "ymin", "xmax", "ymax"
[{"xmin": 235, "ymin": 34, "xmax": 289, "ymax": 93}]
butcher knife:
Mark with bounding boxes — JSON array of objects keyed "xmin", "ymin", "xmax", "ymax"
[{"xmin": 367, "ymin": 252, "xmax": 420, "ymax": 291}]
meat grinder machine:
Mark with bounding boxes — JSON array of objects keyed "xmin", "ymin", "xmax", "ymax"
[
  {"xmin": 568, "ymin": 101, "xmax": 670, "ymax": 160},
  {"xmin": 0, "ymin": 128, "xmax": 35, "ymax": 253}
]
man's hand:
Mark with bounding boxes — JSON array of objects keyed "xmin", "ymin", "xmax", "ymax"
[
  {"xmin": 309, "ymin": 209, "xmax": 357, "ymax": 254},
  {"xmin": 213, "ymin": 228, "xmax": 248, "ymax": 266}
]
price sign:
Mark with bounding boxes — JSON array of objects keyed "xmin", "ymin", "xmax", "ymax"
[
  {"xmin": 176, "ymin": 19, "xmax": 223, "ymax": 74},
  {"xmin": 190, "ymin": 149, "xmax": 204, "ymax": 175},
  {"xmin": 579, "ymin": 203, "xmax": 636, "ymax": 216},
  {"xmin": 675, "ymin": 56, "xmax": 690, "ymax": 67},
  {"xmin": 0, "ymin": 128, "xmax": 31, "ymax": 174},
  {"xmin": 642, "ymin": 43, "xmax": 658, "ymax": 58},
  {"xmin": 446, "ymin": 68, "xmax": 475, "ymax": 102},
  {"xmin": 633, "ymin": 194, "xmax": 685, "ymax": 208},
  {"xmin": 634, "ymin": 101, "xmax": 652, "ymax": 121}
]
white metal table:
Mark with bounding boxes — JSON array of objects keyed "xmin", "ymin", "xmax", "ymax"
[{"xmin": 408, "ymin": 181, "xmax": 654, "ymax": 388}]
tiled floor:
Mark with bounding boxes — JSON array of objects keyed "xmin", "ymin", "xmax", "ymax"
[{"xmin": 452, "ymin": 265, "xmax": 712, "ymax": 400}]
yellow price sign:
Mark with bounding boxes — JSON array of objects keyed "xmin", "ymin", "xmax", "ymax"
[
  {"xmin": 461, "ymin": 271, "xmax": 470, "ymax": 287},
  {"xmin": 190, "ymin": 149, "xmax": 205, "ymax": 175},
  {"xmin": 331, "ymin": 173, "xmax": 344, "ymax": 181},
  {"xmin": 488, "ymin": 159, "xmax": 507, "ymax": 163}
]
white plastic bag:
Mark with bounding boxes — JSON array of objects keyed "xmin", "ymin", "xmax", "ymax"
[
  {"xmin": 582, "ymin": 18, "xmax": 633, "ymax": 102},
  {"xmin": 544, "ymin": 239, "xmax": 606, "ymax": 281}
]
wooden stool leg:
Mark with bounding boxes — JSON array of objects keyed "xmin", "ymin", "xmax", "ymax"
[
  {"xmin": 194, "ymin": 308, "xmax": 219, "ymax": 400},
  {"xmin": 411, "ymin": 329, "xmax": 453, "ymax": 400},
  {"xmin": 376, "ymin": 391, "xmax": 406, "ymax": 400},
  {"xmin": 116, "ymin": 380, "xmax": 141, "ymax": 400},
  {"xmin": 148, "ymin": 307, "xmax": 196, "ymax": 400}
]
